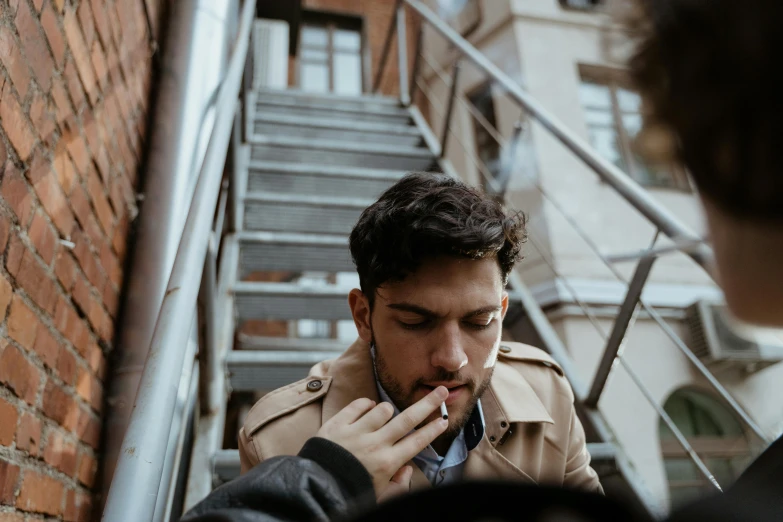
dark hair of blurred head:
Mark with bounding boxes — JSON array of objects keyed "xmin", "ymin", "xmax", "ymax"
[
  {"xmin": 628, "ymin": 0, "xmax": 783, "ymax": 223},
  {"xmin": 349, "ymin": 172, "xmax": 526, "ymax": 307}
]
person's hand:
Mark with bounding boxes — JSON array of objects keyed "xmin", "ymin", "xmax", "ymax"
[{"xmin": 315, "ymin": 386, "xmax": 449, "ymax": 499}]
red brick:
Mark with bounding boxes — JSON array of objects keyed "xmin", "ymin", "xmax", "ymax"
[
  {"xmin": 53, "ymin": 0, "xmax": 64, "ymax": 13},
  {"xmin": 28, "ymin": 211, "xmax": 57, "ymax": 265},
  {"xmin": 0, "ymin": 342, "xmax": 40, "ymax": 405},
  {"xmin": 0, "ymin": 82, "xmax": 35, "ymax": 161},
  {"xmin": 0, "ymin": 26, "xmax": 31, "ymax": 99},
  {"xmin": 0, "ymin": 460, "xmax": 20, "ymax": 505},
  {"xmin": 29, "ymin": 92, "xmax": 57, "ymax": 146},
  {"xmin": 54, "ymin": 299, "xmax": 90, "ymax": 357},
  {"xmin": 33, "ymin": 172, "xmax": 75, "ymax": 237},
  {"xmin": 63, "ymin": 7, "xmax": 98, "ymax": 105},
  {"xmin": 72, "ymin": 231, "xmax": 105, "ymax": 291},
  {"xmin": 91, "ymin": 40, "xmax": 108, "ymax": 91},
  {"xmin": 63, "ymin": 57, "xmax": 87, "ymax": 111},
  {"xmin": 15, "ymin": 412, "xmax": 42, "ymax": 456},
  {"xmin": 42, "ymin": 380, "xmax": 78, "ymax": 432},
  {"xmin": 54, "ymin": 250, "xmax": 77, "ymax": 292},
  {"xmin": 102, "ymin": 276, "xmax": 119, "ymax": 317},
  {"xmin": 64, "ymin": 488, "xmax": 91, "ymax": 522},
  {"xmin": 0, "ymin": 396, "xmax": 18, "ymax": 446},
  {"xmin": 86, "ymin": 343, "xmax": 105, "ymax": 380},
  {"xmin": 6, "ymin": 294, "xmax": 40, "ymax": 350},
  {"xmin": 1, "ymin": 165, "xmax": 34, "ymax": 227},
  {"xmin": 15, "ymin": 0, "xmax": 56, "ymax": 91},
  {"xmin": 79, "ymin": 1, "xmax": 96, "ymax": 47},
  {"xmin": 75, "ymin": 408, "xmax": 99, "ymax": 449},
  {"xmin": 87, "ymin": 169, "xmax": 113, "ymax": 235},
  {"xmin": 6, "ymin": 240, "xmax": 58, "ymax": 316},
  {"xmin": 0, "ymin": 511, "xmax": 26, "ymax": 522},
  {"xmin": 33, "ymin": 327, "xmax": 61, "ymax": 370},
  {"xmin": 54, "ymin": 142, "xmax": 77, "ymax": 195},
  {"xmin": 71, "ymin": 276, "xmax": 92, "ymax": 321},
  {"xmin": 77, "ymin": 451, "xmax": 96, "ymax": 488},
  {"xmin": 82, "ymin": 112, "xmax": 101, "ymax": 158},
  {"xmin": 113, "ymin": 214, "xmax": 129, "ymax": 260},
  {"xmin": 106, "ymin": 0, "xmax": 122, "ymax": 50},
  {"xmin": 41, "ymin": 2, "xmax": 66, "ymax": 67},
  {"xmin": 33, "ymin": 0, "xmax": 44, "ymax": 12},
  {"xmin": 108, "ymin": 177, "xmax": 124, "ymax": 217},
  {"xmin": 26, "ymin": 149, "xmax": 50, "ymax": 185},
  {"xmin": 0, "ymin": 214, "xmax": 7, "ymax": 251},
  {"xmin": 69, "ymin": 183, "xmax": 92, "ymax": 231},
  {"xmin": 57, "ymin": 349, "xmax": 77, "ymax": 387},
  {"xmin": 90, "ymin": 0, "xmax": 111, "ymax": 47},
  {"xmin": 44, "ymin": 430, "xmax": 78, "ymax": 477},
  {"xmin": 0, "ymin": 275, "xmax": 12, "ymax": 319},
  {"xmin": 62, "ymin": 127, "xmax": 90, "ymax": 177},
  {"xmin": 16, "ymin": 469, "xmax": 63, "ymax": 515},
  {"xmin": 51, "ymin": 78, "xmax": 72, "ymax": 125},
  {"xmin": 76, "ymin": 367, "xmax": 101, "ymax": 413},
  {"xmin": 0, "ymin": 139, "xmax": 6, "ymax": 167}
]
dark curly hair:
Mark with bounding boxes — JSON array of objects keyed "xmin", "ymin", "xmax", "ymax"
[
  {"xmin": 349, "ymin": 172, "xmax": 527, "ymax": 306},
  {"xmin": 628, "ymin": 0, "xmax": 783, "ymax": 222}
]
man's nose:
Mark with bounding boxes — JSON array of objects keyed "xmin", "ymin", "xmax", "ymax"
[{"xmin": 430, "ymin": 322, "xmax": 468, "ymax": 373}]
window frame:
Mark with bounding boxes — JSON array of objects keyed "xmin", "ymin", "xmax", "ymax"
[
  {"xmin": 579, "ymin": 67, "xmax": 692, "ymax": 191},
  {"xmin": 298, "ymin": 11, "xmax": 365, "ymax": 94}
]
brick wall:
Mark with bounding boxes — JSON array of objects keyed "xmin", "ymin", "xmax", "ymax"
[
  {"xmin": 0, "ymin": 0, "xmax": 164, "ymax": 520},
  {"xmin": 290, "ymin": 0, "xmax": 419, "ymax": 96}
]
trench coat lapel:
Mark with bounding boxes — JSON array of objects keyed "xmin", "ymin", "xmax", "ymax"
[{"xmin": 321, "ymin": 338, "xmax": 380, "ymax": 423}]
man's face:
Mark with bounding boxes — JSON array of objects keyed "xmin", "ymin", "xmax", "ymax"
[{"xmin": 359, "ymin": 256, "xmax": 508, "ymax": 436}]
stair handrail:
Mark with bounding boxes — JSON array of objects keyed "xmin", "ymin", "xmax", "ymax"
[
  {"xmin": 375, "ymin": 0, "xmax": 714, "ymax": 272},
  {"xmin": 101, "ymin": 0, "xmax": 256, "ymax": 519}
]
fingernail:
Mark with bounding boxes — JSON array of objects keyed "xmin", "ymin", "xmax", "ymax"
[{"xmin": 438, "ymin": 418, "xmax": 449, "ymax": 428}]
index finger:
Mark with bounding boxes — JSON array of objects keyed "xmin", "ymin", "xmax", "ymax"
[{"xmin": 379, "ymin": 386, "xmax": 448, "ymax": 442}]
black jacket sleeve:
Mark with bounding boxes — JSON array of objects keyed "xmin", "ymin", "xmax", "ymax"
[{"xmin": 180, "ymin": 437, "xmax": 376, "ymax": 522}]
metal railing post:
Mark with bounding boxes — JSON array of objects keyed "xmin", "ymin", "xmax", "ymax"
[
  {"xmin": 198, "ymin": 234, "xmax": 219, "ymax": 414},
  {"xmin": 409, "ymin": 24, "xmax": 424, "ymax": 104},
  {"xmin": 439, "ymin": 59, "xmax": 461, "ymax": 159},
  {"xmin": 585, "ymin": 254, "xmax": 656, "ymax": 408},
  {"xmin": 372, "ymin": 0, "xmax": 400, "ymax": 94},
  {"xmin": 493, "ymin": 120, "xmax": 523, "ymax": 200},
  {"xmin": 397, "ymin": 3, "xmax": 410, "ymax": 106}
]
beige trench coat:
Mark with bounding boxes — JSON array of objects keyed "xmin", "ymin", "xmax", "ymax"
[{"xmin": 238, "ymin": 339, "xmax": 603, "ymax": 493}]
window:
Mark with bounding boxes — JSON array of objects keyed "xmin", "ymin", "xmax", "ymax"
[
  {"xmin": 660, "ymin": 389, "xmax": 753, "ymax": 510},
  {"xmin": 299, "ymin": 15, "xmax": 363, "ymax": 95},
  {"xmin": 578, "ymin": 73, "xmax": 690, "ymax": 190},
  {"xmin": 468, "ymin": 83, "xmax": 502, "ymax": 193}
]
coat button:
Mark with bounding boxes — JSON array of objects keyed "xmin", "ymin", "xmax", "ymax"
[
  {"xmin": 307, "ymin": 380, "xmax": 323, "ymax": 391},
  {"xmin": 489, "ymin": 435, "xmax": 497, "ymax": 443},
  {"xmin": 500, "ymin": 421, "xmax": 508, "ymax": 428},
  {"xmin": 499, "ymin": 345, "xmax": 511, "ymax": 354}
]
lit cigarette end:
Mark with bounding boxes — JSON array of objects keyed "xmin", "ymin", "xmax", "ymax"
[{"xmin": 440, "ymin": 402, "xmax": 448, "ymax": 420}]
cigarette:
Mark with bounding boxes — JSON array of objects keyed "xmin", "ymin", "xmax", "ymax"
[{"xmin": 440, "ymin": 402, "xmax": 448, "ymax": 420}]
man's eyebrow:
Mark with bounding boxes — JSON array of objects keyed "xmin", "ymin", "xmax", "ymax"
[{"xmin": 386, "ymin": 303, "xmax": 501, "ymax": 319}]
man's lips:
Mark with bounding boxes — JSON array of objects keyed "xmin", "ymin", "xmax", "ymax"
[{"xmin": 421, "ymin": 383, "xmax": 467, "ymax": 405}]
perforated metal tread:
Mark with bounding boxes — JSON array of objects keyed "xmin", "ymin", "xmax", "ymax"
[
  {"xmin": 242, "ymin": 192, "xmax": 373, "ymax": 234},
  {"xmin": 233, "ymin": 281, "xmax": 352, "ymax": 321},
  {"xmin": 238, "ymin": 231, "xmax": 352, "ymax": 276},
  {"xmin": 227, "ymin": 350, "xmax": 343, "ymax": 391}
]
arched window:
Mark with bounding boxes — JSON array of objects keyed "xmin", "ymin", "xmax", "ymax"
[{"xmin": 659, "ymin": 389, "xmax": 753, "ymax": 510}]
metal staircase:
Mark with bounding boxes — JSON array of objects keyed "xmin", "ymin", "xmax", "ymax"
[{"xmin": 101, "ymin": 1, "xmax": 775, "ymax": 520}]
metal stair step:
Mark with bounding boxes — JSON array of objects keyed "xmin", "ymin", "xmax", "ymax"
[
  {"xmin": 253, "ymin": 112, "xmax": 423, "ymax": 147},
  {"xmin": 234, "ymin": 282, "xmax": 352, "ymax": 321},
  {"xmin": 237, "ymin": 335, "xmax": 347, "ymax": 352},
  {"xmin": 246, "ymin": 160, "xmax": 405, "ymax": 198},
  {"xmin": 249, "ymin": 136, "xmax": 435, "ymax": 171},
  {"xmin": 255, "ymin": 96, "xmax": 410, "ymax": 125},
  {"xmin": 254, "ymin": 88, "xmax": 401, "ymax": 109},
  {"xmin": 242, "ymin": 192, "xmax": 372, "ymax": 234},
  {"xmin": 227, "ymin": 349, "xmax": 343, "ymax": 392},
  {"xmin": 238, "ymin": 231, "xmax": 352, "ymax": 276}
]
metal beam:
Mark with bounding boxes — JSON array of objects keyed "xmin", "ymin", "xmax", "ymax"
[
  {"xmin": 397, "ymin": 3, "xmax": 410, "ymax": 106},
  {"xmin": 439, "ymin": 60, "xmax": 461, "ymax": 159}
]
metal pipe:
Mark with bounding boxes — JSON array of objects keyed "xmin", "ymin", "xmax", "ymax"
[
  {"xmin": 409, "ymin": 24, "xmax": 424, "ymax": 104},
  {"xmin": 102, "ymin": 0, "xmax": 255, "ymax": 519},
  {"xmin": 372, "ymin": 0, "xmax": 401, "ymax": 93},
  {"xmin": 397, "ymin": 3, "xmax": 410, "ymax": 106},
  {"xmin": 404, "ymin": 0, "xmax": 714, "ymax": 271},
  {"xmin": 585, "ymin": 254, "xmax": 656, "ymax": 408},
  {"xmin": 198, "ymin": 236, "xmax": 219, "ymax": 415},
  {"xmin": 494, "ymin": 121, "xmax": 523, "ymax": 200},
  {"xmin": 439, "ymin": 60, "xmax": 461, "ymax": 159},
  {"xmin": 99, "ymin": 0, "xmax": 236, "ymax": 506}
]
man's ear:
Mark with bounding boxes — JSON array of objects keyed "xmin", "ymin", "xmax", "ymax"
[
  {"xmin": 500, "ymin": 291, "xmax": 509, "ymax": 319},
  {"xmin": 349, "ymin": 288, "xmax": 373, "ymax": 343}
]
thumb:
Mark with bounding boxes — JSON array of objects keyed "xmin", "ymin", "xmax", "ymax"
[{"xmin": 377, "ymin": 466, "xmax": 413, "ymax": 502}]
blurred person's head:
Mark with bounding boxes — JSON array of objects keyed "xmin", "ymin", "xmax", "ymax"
[
  {"xmin": 348, "ymin": 173, "xmax": 526, "ymax": 446},
  {"xmin": 629, "ymin": 0, "xmax": 783, "ymax": 326}
]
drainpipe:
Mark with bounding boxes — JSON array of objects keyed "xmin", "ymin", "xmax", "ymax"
[{"xmin": 99, "ymin": 0, "xmax": 236, "ymax": 509}]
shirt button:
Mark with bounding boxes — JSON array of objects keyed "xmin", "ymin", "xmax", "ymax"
[
  {"xmin": 307, "ymin": 380, "xmax": 323, "ymax": 391},
  {"xmin": 440, "ymin": 470, "xmax": 446, "ymax": 477},
  {"xmin": 499, "ymin": 345, "xmax": 511, "ymax": 354}
]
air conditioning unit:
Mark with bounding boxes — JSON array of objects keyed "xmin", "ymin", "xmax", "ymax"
[
  {"xmin": 252, "ymin": 19, "xmax": 289, "ymax": 90},
  {"xmin": 685, "ymin": 300, "xmax": 783, "ymax": 373}
]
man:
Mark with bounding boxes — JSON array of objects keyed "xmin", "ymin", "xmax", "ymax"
[{"xmin": 237, "ymin": 173, "xmax": 602, "ymax": 495}]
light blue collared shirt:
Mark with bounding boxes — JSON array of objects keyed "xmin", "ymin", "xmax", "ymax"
[{"xmin": 371, "ymin": 348, "xmax": 485, "ymax": 486}]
